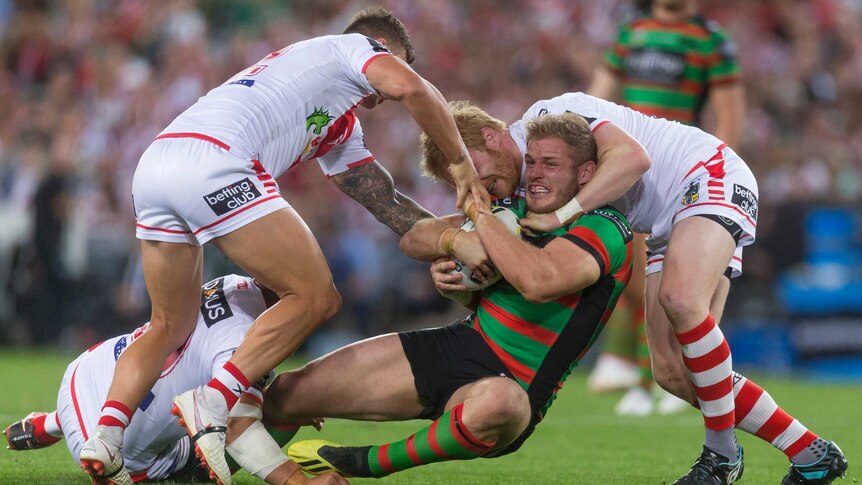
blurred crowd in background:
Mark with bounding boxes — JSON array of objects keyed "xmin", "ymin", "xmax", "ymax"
[{"xmin": 1, "ymin": 0, "xmax": 861, "ymax": 352}]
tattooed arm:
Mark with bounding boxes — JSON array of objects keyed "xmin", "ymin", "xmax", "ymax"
[{"xmin": 330, "ymin": 160, "xmax": 434, "ymax": 236}]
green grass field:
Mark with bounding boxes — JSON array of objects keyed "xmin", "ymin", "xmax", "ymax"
[{"xmin": 0, "ymin": 348, "xmax": 858, "ymax": 484}]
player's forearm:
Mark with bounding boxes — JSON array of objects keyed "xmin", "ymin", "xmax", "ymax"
[
  {"xmin": 710, "ymin": 84, "xmax": 746, "ymax": 149},
  {"xmin": 575, "ymin": 141, "xmax": 650, "ymax": 212},
  {"xmin": 587, "ymin": 66, "xmax": 620, "ymax": 102},
  {"xmin": 401, "ymin": 80, "xmax": 469, "ymax": 167},
  {"xmin": 399, "ymin": 217, "xmax": 453, "ymax": 260},
  {"xmin": 475, "ymin": 209, "xmax": 550, "ymax": 302},
  {"xmin": 332, "ymin": 161, "xmax": 434, "ymax": 236}
]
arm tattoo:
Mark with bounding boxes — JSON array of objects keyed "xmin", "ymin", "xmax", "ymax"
[{"xmin": 331, "ymin": 161, "xmax": 434, "ymax": 236}]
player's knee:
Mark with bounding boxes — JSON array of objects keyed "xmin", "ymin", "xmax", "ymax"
[
  {"xmin": 472, "ymin": 380, "xmax": 530, "ymax": 432},
  {"xmin": 657, "ymin": 284, "xmax": 705, "ymax": 325},
  {"xmin": 306, "ymin": 285, "xmax": 342, "ymax": 323}
]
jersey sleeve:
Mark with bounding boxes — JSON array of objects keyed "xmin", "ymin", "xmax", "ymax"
[
  {"xmin": 560, "ymin": 209, "xmax": 632, "ymax": 276},
  {"xmin": 604, "ymin": 21, "xmax": 631, "ymax": 74},
  {"xmin": 523, "ymin": 93, "xmax": 612, "ymax": 133},
  {"xmin": 336, "ymin": 33, "xmax": 394, "ymax": 93},
  {"xmin": 706, "ymin": 22, "xmax": 741, "ymax": 86},
  {"xmin": 316, "ymin": 118, "xmax": 375, "ymax": 176}
]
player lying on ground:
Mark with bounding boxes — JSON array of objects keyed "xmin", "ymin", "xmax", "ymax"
[
  {"xmin": 413, "ymin": 94, "xmax": 848, "ymax": 485},
  {"xmin": 217, "ymin": 113, "xmax": 632, "ymax": 481},
  {"xmin": 85, "ymin": 7, "xmax": 489, "ymax": 485},
  {"xmin": 3, "ymin": 274, "xmax": 346, "ymax": 485}
]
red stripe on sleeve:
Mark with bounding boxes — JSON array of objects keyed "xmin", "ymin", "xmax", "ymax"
[
  {"xmin": 567, "ymin": 226, "xmax": 610, "ymax": 274},
  {"xmin": 591, "ymin": 120, "xmax": 610, "ymax": 133},
  {"xmin": 347, "ymin": 156, "xmax": 375, "ymax": 169},
  {"xmin": 362, "ymin": 53, "xmax": 391, "ymax": 74}
]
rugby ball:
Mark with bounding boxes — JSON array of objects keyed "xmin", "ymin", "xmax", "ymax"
[{"xmin": 450, "ymin": 206, "xmax": 521, "ymax": 291}]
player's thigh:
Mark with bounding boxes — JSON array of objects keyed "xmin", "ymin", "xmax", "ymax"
[
  {"xmin": 660, "ymin": 216, "xmax": 737, "ymax": 318},
  {"xmin": 264, "ymin": 333, "xmax": 422, "ymax": 421},
  {"xmin": 141, "ymin": 240, "xmax": 203, "ymax": 334},
  {"xmin": 211, "ymin": 207, "xmax": 334, "ymax": 298}
]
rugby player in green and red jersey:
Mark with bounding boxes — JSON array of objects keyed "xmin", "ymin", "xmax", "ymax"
[{"xmin": 225, "ymin": 113, "xmax": 632, "ymax": 480}]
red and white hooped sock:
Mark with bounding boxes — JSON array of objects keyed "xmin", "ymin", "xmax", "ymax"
[
  {"xmin": 732, "ymin": 372, "xmax": 819, "ymax": 461},
  {"xmin": 676, "ymin": 314, "xmax": 735, "ymax": 430},
  {"xmin": 206, "ymin": 362, "xmax": 251, "ymax": 410},
  {"xmin": 97, "ymin": 400, "xmax": 133, "ymax": 430}
]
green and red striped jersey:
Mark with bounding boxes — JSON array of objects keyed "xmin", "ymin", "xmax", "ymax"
[
  {"xmin": 604, "ymin": 15, "xmax": 741, "ymax": 125},
  {"xmin": 471, "ymin": 197, "xmax": 633, "ymax": 418}
]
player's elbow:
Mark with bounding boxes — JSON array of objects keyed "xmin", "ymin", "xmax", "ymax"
[
  {"xmin": 393, "ymin": 78, "xmax": 432, "ymax": 105},
  {"xmin": 632, "ymin": 149, "xmax": 651, "ymax": 176},
  {"xmin": 513, "ymin": 273, "xmax": 555, "ymax": 304}
]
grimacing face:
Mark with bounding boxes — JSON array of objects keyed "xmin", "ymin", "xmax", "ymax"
[
  {"xmin": 468, "ymin": 146, "xmax": 521, "ymax": 198},
  {"xmin": 524, "ymin": 137, "xmax": 582, "ymax": 214}
]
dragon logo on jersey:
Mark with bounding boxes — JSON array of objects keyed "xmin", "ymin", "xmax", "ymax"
[
  {"xmin": 681, "ymin": 180, "xmax": 700, "ymax": 205},
  {"xmin": 201, "ymin": 277, "xmax": 233, "ymax": 327},
  {"xmin": 306, "ymin": 107, "xmax": 335, "ymax": 135}
]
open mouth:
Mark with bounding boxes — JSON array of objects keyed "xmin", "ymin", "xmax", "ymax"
[{"xmin": 529, "ymin": 185, "xmax": 550, "ymax": 197}]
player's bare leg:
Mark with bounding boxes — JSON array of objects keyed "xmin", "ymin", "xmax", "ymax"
[
  {"xmin": 658, "ymin": 216, "xmax": 742, "ymax": 484},
  {"xmin": 646, "ymin": 271, "xmax": 731, "ymax": 406},
  {"xmin": 262, "ymin": 333, "xmax": 424, "ymax": 424},
  {"xmin": 171, "ymin": 208, "xmax": 342, "ymax": 485},
  {"xmin": 288, "ymin": 374, "xmax": 531, "ymax": 478},
  {"xmin": 82, "ymin": 241, "xmax": 203, "ymax": 485}
]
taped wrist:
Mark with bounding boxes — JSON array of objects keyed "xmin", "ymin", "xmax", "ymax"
[
  {"xmin": 225, "ymin": 419, "xmax": 288, "ymax": 480},
  {"xmin": 554, "ymin": 197, "xmax": 583, "ymax": 225},
  {"xmin": 438, "ymin": 227, "xmax": 463, "ymax": 256}
]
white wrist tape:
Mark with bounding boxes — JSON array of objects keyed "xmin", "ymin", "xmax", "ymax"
[
  {"xmin": 228, "ymin": 402, "xmax": 263, "ymax": 420},
  {"xmin": 554, "ymin": 197, "xmax": 583, "ymax": 224},
  {"xmin": 225, "ymin": 419, "xmax": 288, "ymax": 480}
]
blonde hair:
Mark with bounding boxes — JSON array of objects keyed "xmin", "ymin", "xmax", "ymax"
[
  {"xmin": 526, "ymin": 113, "xmax": 596, "ymax": 165},
  {"xmin": 419, "ymin": 100, "xmax": 508, "ymax": 182}
]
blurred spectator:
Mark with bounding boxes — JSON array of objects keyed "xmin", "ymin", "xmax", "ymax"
[{"xmin": 1, "ymin": 0, "xmax": 861, "ymax": 348}]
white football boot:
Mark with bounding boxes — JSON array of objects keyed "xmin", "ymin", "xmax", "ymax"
[
  {"xmin": 79, "ymin": 427, "xmax": 133, "ymax": 485},
  {"xmin": 171, "ymin": 386, "xmax": 232, "ymax": 485}
]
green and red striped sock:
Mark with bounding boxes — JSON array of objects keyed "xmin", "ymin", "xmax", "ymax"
[{"xmin": 367, "ymin": 403, "xmax": 495, "ymax": 476}]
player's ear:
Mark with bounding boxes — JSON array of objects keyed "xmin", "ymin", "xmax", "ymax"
[
  {"xmin": 578, "ymin": 160, "xmax": 597, "ymax": 185},
  {"xmin": 481, "ymin": 127, "xmax": 499, "ymax": 150}
]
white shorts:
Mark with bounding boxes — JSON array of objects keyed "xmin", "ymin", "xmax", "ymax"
[
  {"xmin": 56, "ymin": 339, "xmax": 191, "ymax": 480},
  {"xmin": 132, "ymin": 134, "xmax": 290, "ymax": 245},
  {"xmin": 644, "ymin": 144, "xmax": 758, "ymax": 279}
]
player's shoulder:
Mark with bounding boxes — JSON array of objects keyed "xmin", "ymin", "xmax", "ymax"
[
  {"xmin": 575, "ymin": 206, "xmax": 633, "ymax": 244},
  {"xmin": 690, "ymin": 15, "xmax": 729, "ymax": 37}
]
